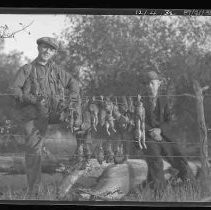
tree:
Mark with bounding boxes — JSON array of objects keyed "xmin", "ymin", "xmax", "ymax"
[
  {"xmin": 55, "ymin": 16, "xmax": 211, "ymax": 176},
  {"xmin": 0, "ymin": 48, "xmax": 23, "ymax": 93},
  {"xmin": 57, "ymin": 15, "xmax": 211, "ymax": 93},
  {"xmin": 0, "ymin": 21, "xmax": 33, "ymax": 93}
]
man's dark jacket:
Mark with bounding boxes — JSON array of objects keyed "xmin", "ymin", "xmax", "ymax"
[
  {"xmin": 11, "ymin": 58, "xmax": 80, "ymax": 118},
  {"xmin": 142, "ymin": 88, "xmax": 172, "ymax": 136}
]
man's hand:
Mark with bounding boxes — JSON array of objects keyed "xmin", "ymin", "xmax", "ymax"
[
  {"xmin": 36, "ymin": 95, "xmax": 49, "ymax": 115},
  {"xmin": 148, "ymin": 128, "xmax": 162, "ymax": 141},
  {"xmin": 36, "ymin": 95, "xmax": 47, "ymax": 106}
]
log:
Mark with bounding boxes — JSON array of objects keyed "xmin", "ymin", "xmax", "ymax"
[
  {"xmin": 60, "ymin": 159, "xmax": 202, "ymax": 200},
  {"xmin": 58, "ymin": 168, "xmax": 89, "ymax": 198},
  {"xmin": 77, "ymin": 160, "xmax": 148, "ymax": 201},
  {"xmin": 0, "ymin": 153, "xmax": 202, "ymax": 176}
]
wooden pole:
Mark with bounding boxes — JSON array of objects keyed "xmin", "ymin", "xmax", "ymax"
[{"xmin": 193, "ymin": 79, "xmax": 209, "ymax": 194}]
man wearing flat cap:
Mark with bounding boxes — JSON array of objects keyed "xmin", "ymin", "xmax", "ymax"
[
  {"xmin": 11, "ymin": 37, "xmax": 82, "ymax": 197},
  {"xmin": 138, "ymin": 70, "xmax": 196, "ymax": 195}
]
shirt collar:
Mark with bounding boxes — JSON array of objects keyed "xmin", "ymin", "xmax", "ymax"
[{"xmin": 34, "ymin": 57, "xmax": 53, "ymax": 67}]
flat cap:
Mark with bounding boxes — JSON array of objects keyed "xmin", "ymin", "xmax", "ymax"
[
  {"xmin": 144, "ymin": 71, "xmax": 161, "ymax": 83},
  {"xmin": 36, "ymin": 37, "xmax": 59, "ymax": 50}
]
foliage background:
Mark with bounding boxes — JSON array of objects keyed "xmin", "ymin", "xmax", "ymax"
[
  {"xmin": 1, "ymin": 15, "xmax": 211, "ymax": 156},
  {"xmin": 54, "ymin": 15, "xmax": 211, "ymax": 156}
]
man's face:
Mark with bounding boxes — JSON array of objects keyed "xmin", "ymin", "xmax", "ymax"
[
  {"xmin": 37, "ymin": 43, "xmax": 57, "ymax": 62},
  {"xmin": 147, "ymin": 79, "xmax": 161, "ymax": 96}
]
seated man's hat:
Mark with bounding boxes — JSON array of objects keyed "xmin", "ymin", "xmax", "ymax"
[
  {"xmin": 144, "ymin": 71, "xmax": 161, "ymax": 83},
  {"xmin": 36, "ymin": 37, "xmax": 59, "ymax": 50}
]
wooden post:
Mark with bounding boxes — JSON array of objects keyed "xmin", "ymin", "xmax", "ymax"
[{"xmin": 193, "ymin": 79, "xmax": 209, "ymax": 194}]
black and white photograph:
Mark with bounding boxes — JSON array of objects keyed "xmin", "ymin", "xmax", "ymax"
[{"xmin": 0, "ymin": 9, "xmax": 211, "ymax": 203}]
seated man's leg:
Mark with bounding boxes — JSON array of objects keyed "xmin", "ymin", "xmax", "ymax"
[
  {"xmin": 143, "ymin": 140, "xmax": 166, "ymax": 194},
  {"xmin": 160, "ymin": 135, "xmax": 196, "ymax": 184}
]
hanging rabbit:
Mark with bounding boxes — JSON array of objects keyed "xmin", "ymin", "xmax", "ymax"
[
  {"xmin": 134, "ymin": 94, "xmax": 146, "ymax": 149},
  {"xmin": 104, "ymin": 96, "xmax": 116, "ymax": 136},
  {"xmin": 88, "ymin": 96, "xmax": 99, "ymax": 132}
]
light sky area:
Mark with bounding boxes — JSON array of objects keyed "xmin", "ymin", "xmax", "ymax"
[
  {"xmin": 1, "ymin": 14, "xmax": 211, "ymax": 64},
  {"xmin": 0, "ymin": 14, "xmax": 69, "ymax": 62}
]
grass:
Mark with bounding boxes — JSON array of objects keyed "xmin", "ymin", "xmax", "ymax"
[
  {"xmin": 0, "ymin": 175, "xmax": 210, "ymax": 202},
  {"xmin": 0, "ymin": 159, "xmax": 211, "ymax": 202},
  {"xmin": 124, "ymin": 182, "xmax": 203, "ymax": 202}
]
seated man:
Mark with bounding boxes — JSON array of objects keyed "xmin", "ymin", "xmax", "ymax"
[{"xmin": 138, "ymin": 71, "xmax": 196, "ymax": 194}]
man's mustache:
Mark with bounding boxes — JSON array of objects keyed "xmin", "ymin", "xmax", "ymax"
[{"xmin": 42, "ymin": 53, "xmax": 50, "ymax": 56}]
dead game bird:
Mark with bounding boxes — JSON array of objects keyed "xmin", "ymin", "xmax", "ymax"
[
  {"xmin": 96, "ymin": 144, "xmax": 105, "ymax": 165},
  {"xmin": 113, "ymin": 104, "xmax": 129, "ymax": 130},
  {"xmin": 134, "ymin": 95, "xmax": 147, "ymax": 150},
  {"xmin": 114, "ymin": 144, "xmax": 125, "ymax": 164},
  {"xmin": 105, "ymin": 115, "xmax": 116, "ymax": 136},
  {"xmin": 119, "ymin": 96, "xmax": 128, "ymax": 114},
  {"xmin": 105, "ymin": 143, "xmax": 114, "ymax": 163},
  {"xmin": 127, "ymin": 96, "xmax": 135, "ymax": 113},
  {"xmin": 77, "ymin": 144, "xmax": 85, "ymax": 163},
  {"xmin": 88, "ymin": 96, "xmax": 99, "ymax": 132},
  {"xmin": 104, "ymin": 97, "xmax": 116, "ymax": 135},
  {"xmin": 99, "ymin": 96, "xmax": 107, "ymax": 127},
  {"xmin": 84, "ymin": 143, "xmax": 92, "ymax": 161}
]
